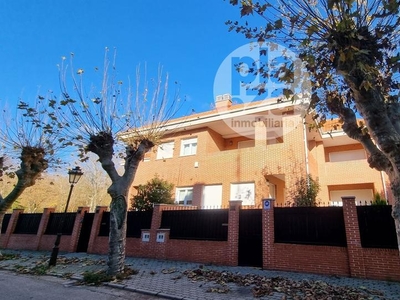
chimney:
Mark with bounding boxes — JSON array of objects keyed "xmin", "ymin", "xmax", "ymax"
[{"xmin": 215, "ymin": 93, "xmax": 232, "ymax": 110}]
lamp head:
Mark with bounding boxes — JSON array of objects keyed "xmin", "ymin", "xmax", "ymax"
[{"xmin": 68, "ymin": 166, "xmax": 83, "ymax": 184}]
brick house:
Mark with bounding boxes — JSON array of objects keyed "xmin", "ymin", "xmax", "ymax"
[{"xmin": 129, "ymin": 94, "xmax": 389, "ymax": 207}]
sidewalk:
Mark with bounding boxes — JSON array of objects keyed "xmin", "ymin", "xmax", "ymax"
[{"xmin": 1, "ymin": 250, "xmax": 399, "ymax": 300}]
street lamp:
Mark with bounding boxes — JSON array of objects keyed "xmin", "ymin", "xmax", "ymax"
[{"xmin": 49, "ymin": 166, "xmax": 83, "ymax": 266}]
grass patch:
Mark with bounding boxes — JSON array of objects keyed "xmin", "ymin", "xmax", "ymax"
[
  {"xmin": 0, "ymin": 253, "xmax": 21, "ymax": 261},
  {"xmin": 82, "ymin": 266, "xmax": 138, "ymax": 286},
  {"xmin": 82, "ymin": 270, "xmax": 112, "ymax": 286},
  {"xmin": 13, "ymin": 263, "xmax": 49, "ymax": 275},
  {"xmin": 30, "ymin": 264, "xmax": 49, "ymax": 275}
]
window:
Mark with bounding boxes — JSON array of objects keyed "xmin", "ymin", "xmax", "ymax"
[
  {"xmin": 268, "ymin": 183, "xmax": 276, "ymax": 199},
  {"xmin": 330, "ymin": 189, "xmax": 373, "ymax": 206},
  {"xmin": 156, "ymin": 141, "xmax": 174, "ymax": 160},
  {"xmin": 143, "ymin": 152, "xmax": 151, "ymax": 162},
  {"xmin": 230, "ymin": 182, "xmax": 255, "ymax": 205},
  {"xmin": 176, "ymin": 187, "xmax": 193, "ymax": 205},
  {"xmin": 202, "ymin": 185, "xmax": 222, "ymax": 208},
  {"xmin": 180, "ymin": 138, "xmax": 197, "ymax": 156},
  {"xmin": 329, "ymin": 149, "xmax": 366, "ymax": 162}
]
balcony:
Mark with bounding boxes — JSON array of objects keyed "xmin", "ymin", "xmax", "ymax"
[{"xmin": 320, "ymin": 160, "xmax": 380, "ymax": 185}]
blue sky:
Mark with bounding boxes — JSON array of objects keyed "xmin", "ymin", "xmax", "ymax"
[{"xmin": 0, "ymin": 0, "xmax": 250, "ymax": 115}]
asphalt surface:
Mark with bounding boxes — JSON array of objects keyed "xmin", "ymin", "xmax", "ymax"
[
  {"xmin": 1, "ymin": 250, "xmax": 400, "ymax": 299},
  {"xmin": 0, "ymin": 270, "xmax": 158, "ymax": 300}
]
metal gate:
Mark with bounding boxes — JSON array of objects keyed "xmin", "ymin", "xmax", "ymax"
[
  {"xmin": 76, "ymin": 212, "xmax": 95, "ymax": 252},
  {"xmin": 238, "ymin": 209, "xmax": 262, "ymax": 267}
]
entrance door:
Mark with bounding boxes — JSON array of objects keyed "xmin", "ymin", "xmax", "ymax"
[
  {"xmin": 238, "ymin": 209, "xmax": 262, "ymax": 267},
  {"xmin": 76, "ymin": 212, "xmax": 94, "ymax": 252}
]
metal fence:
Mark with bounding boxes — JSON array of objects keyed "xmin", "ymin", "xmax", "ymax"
[
  {"xmin": 1, "ymin": 214, "xmax": 11, "ymax": 234},
  {"xmin": 274, "ymin": 207, "xmax": 347, "ymax": 246},
  {"xmin": 98, "ymin": 212, "xmax": 110, "ymax": 236},
  {"xmin": 13, "ymin": 213, "xmax": 42, "ymax": 234},
  {"xmin": 126, "ymin": 210, "xmax": 153, "ymax": 238},
  {"xmin": 357, "ymin": 205, "xmax": 398, "ymax": 249},
  {"xmin": 160, "ymin": 209, "xmax": 229, "ymax": 241},
  {"xmin": 44, "ymin": 213, "xmax": 76, "ymax": 235},
  {"xmin": 5, "ymin": 205, "xmax": 398, "ymax": 250},
  {"xmin": 98, "ymin": 211, "xmax": 153, "ymax": 237}
]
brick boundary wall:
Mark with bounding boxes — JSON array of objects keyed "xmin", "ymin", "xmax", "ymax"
[
  {"xmin": 35, "ymin": 208, "xmax": 55, "ymax": 251},
  {"xmin": 87, "ymin": 206, "xmax": 108, "ymax": 254},
  {"xmin": 2, "ymin": 199, "xmax": 399, "ymax": 281},
  {"xmin": 69, "ymin": 206, "xmax": 90, "ymax": 252},
  {"xmin": 1, "ymin": 209, "xmax": 24, "ymax": 249}
]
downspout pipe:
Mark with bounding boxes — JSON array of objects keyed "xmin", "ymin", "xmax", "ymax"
[{"xmin": 303, "ymin": 118, "xmax": 310, "ymax": 185}]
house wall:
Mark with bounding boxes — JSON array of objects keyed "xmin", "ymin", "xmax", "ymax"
[
  {"xmin": 311, "ymin": 142, "xmax": 385, "ymax": 205},
  {"xmin": 133, "ymin": 115, "xmax": 308, "ymax": 207},
  {"xmin": 132, "ymin": 96, "xmax": 387, "ymax": 206},
  {"xmin": 135, "ymin": 109, "xmax": 386, "ymax": 207}
]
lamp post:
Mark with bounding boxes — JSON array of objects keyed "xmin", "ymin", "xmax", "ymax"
[{"xmin": 49, "ymin": 166, "xmax": 83, "ymax": 266}]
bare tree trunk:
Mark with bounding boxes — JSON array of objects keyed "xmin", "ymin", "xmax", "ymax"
[
  {"xmin": 0, "ymin": 148, "xmax": 48, "ymax": 247},
  {"xmin": 387, "ymin": 172, "xmax": 400, "ymax": 252},
  {"xmin": 101, "ymin": 140, "xmax": 152, "ymax": 277},
  {"xmin": 355, "ymin": 91, "xmax": 400, "ymax": 253},
  {"xmin": 0, "ymin": 212, "xmax": 4, "ymax": 255},
  {"xmin": 329, "ymin": 67, "xmax": 400, "ymax": 253},
  {"xmin": 107, "ymin": 193, "xmax": 128, "ymax": 275}
]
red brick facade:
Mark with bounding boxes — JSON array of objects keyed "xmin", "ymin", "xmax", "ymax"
[{"xmin": 129, "ymin": 97, "xmax": 388, "ymax": 208}]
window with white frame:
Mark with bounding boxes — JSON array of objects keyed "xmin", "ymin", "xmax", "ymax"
[
  {"xmin": 230, "ymin": 182, "xmax": 255, "ymax": 205},
  {"xmin": 202, "ymin": 185, "xmax": 222, "ymax": 208},
  {"xmin": 180, "ymin": 138, "xmax": 197, "ymax": 156},
  {"xmin": 175, "ymin": 187, "xmax": 193, "ymax": 205},
  {"xmin": 329, "ymin": 149, "xmax": 366, "ymax": 162},
  {"xmin": 329, "ymin": 189, "xmax": 373, "ymax": 206},
  {"xmin": 156, "ymin": 141, "xmax": 174, "ymax": 160}
]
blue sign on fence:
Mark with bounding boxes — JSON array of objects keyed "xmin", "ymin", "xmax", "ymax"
[{"xmin": 263, "ymin": 199, "xmax": 271, "ymax": 210}]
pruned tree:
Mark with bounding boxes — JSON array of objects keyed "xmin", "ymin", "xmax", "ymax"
[
  {"xmin": 227, "ymin": 0, "xmax": 400, "ymax": 250},
  {"xmin": 0, "ymin": 100, "xmax": 61, "ymax": 239},
  {"xmin": 130, "ymin": 175, "xmax": 174, "ymax": 211},
  {"xmin": 42, "ymin": 50, "xmax": 182, "ymax": 276}
]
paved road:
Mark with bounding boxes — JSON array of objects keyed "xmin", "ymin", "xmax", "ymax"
[{"xmin": 0, "ymin": 270, "xmax": 159, "ymax": 300}]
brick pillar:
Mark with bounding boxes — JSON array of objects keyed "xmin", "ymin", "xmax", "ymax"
[
  {"xmin": 154, "ymin": 229, "xmax": 170, "ymax": 260},
  {"xmin": 262, "ymin": 198, "xmax": 275, "ymax": 270},
  {"xmin": 87, "ymin": 206, "xmax": 108, "ymax": 253},
  {"xmin": 2, "ymin": 209, "xmax": 24, "ymax": 249},
  {"xmin": 68, "ymin": 206, "xmax": 90, "ymax": 252},
  {"xmin": 35, "ymin": 208, "xmax": 55, "ymax": 250},
  {"xmin": 149, "ymin": 204, "xmax": 166, "ymax": 259},
  {"xmin": 342, "ymin": 196, "xmax": 366, "ymax": 278},
  {"xmin": 227, "ymin": 200, "xmax": 242, "ymax": 266},
  {"xmin": 150, "ymin": 204, "xmax": 165, "ymax": 232}
]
